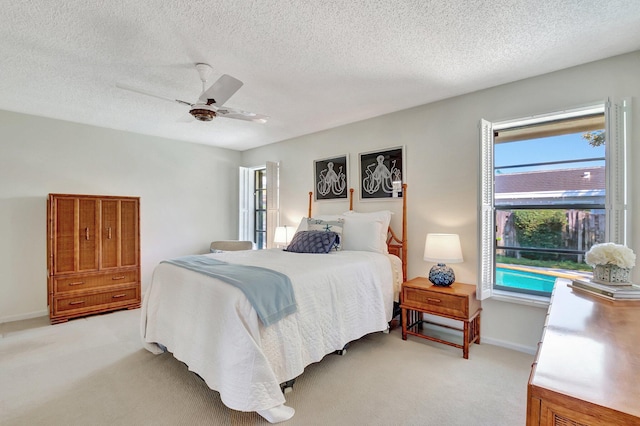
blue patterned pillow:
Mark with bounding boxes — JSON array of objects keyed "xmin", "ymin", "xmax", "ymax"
[
  {"xmin": 285, "ymin": 231, "xmax": 340, "ymax": 254},
  {"xmin": 307, "ymin": 218, "xmax": 344, "ymax": 250}
]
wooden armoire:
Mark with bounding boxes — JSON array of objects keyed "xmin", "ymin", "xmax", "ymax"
[{"xmin": 47, "ymin": 194, "xmax": 141, "ymax": 323}]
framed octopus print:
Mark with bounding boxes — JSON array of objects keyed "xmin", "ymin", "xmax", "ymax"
[
  {"xmin": 314, "ymin": 154, "xmax": 349, "ymax": 201},
  {"xmin": 359, "ymin": 146, "xmax": 404, "ymax": 200}
]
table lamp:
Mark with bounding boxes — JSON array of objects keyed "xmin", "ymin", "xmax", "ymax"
[
  {"xmin": 274, "ymin": 225, "xmax": 294, "ymax": 248},
  {"xmin": 423, "ymin": 233, "xmax": 463, "ymax": 286}
]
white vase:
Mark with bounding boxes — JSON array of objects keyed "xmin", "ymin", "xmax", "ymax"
[{"xmin": 593, "ymin": 264, "xmax": 631, "ymax": 285}]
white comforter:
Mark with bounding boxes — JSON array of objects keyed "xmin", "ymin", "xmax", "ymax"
[{"xmin": 141, "ymin": 248, "xmax": 401, "ymax": 413}]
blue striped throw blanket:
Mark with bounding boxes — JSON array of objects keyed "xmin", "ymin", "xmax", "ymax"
[{"xmin": 162, "ymin": 255, "xmax": 297, "ymax": 326}]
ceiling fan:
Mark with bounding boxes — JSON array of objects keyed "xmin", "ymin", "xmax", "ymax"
[{"xmin": 116, "ymin": 63, "xmax": 268, "ymax": 123}]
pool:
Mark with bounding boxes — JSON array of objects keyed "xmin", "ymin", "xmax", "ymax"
[{"xmin": 496, "ymin": 267, "xmax": 557, "ymax": 293}]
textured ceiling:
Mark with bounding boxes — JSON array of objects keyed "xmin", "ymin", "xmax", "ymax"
[{"xmin": 1, "ymin": 1, "xmax": 640, "ymax": 151}]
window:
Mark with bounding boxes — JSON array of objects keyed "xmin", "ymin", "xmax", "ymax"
[
  {"xmin": 479, "ymin": 100, "xmax": 629, "ymax": 301},
  {"xmin": 239, "ymin": 162, "xmax": 279, "ymax": 249},
  {"xmin": 254, "ymin": 168, "xmax": 267, "ymax": 248}
]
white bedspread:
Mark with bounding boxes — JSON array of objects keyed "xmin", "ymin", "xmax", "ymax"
[{"xmin": 141, "ymin": 249, "xmax": 401, "ymax": 413}]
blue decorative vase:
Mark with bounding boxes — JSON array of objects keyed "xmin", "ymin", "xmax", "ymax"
[{"xmin": 429, "ymin": 263, "xmax": 455, "ymax": 286}]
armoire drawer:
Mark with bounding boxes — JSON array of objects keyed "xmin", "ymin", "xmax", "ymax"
[
  {"xmin": 53, "ymin": 285, "xmax": 139, "ymax": 313},
  {"xmin": 54, "ymin": 270, "xmax": 138, "ymax": 293}
]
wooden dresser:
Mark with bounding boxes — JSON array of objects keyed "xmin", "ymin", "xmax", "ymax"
[
  {"xmin": 47, "ymin": 194, "xmax": 141, "ymax": 323},
  {"xmin": 527, "ymin": 279, "xmax": 640, "ymax": 425}
]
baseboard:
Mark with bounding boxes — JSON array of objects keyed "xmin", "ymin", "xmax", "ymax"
[
  {"xmin": 0, "ymin": 309, "xmax": 48, "ymax": 324},
  {"xmin": 482, "ymin": 336, "xmax": 537, "ymax": 355}
]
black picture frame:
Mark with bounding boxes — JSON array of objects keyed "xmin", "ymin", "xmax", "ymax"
[
  {"xmin": 359, "ymin": 146, "xmax": 404, "ymax": 200},
  {"xmin": 314, "ymin": 155, "xmax": 349, "ymax": 201}
]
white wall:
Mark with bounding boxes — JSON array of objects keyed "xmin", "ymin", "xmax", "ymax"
[
  {"xmin": 242, "ymin": 51, "xmax": 640, "ymax": 353},
  {"xmin": 0, "ymin": 111, "xmax": 241, "ymax": 322}
]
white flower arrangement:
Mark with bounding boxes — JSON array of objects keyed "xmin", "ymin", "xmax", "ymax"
[{"xmin": 585, "ymin": 243, "xmax": 636, "ymax": 269}]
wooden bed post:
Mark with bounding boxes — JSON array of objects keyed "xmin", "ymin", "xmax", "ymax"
[
  {"xmin": 308, "ymin": 191, "xmax": 313, "ymax": 218},
  {"xmin": 402, "ymin": 183, "xmax": 407, "ymax": 282}
]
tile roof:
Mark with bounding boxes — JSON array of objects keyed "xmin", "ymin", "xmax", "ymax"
[{"xmin": 495, "ymin": 167, "xmax": 605, "ymax": 194}]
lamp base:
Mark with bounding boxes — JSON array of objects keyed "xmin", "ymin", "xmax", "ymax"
[{"xmin": 428, "ymin": 263, "xmax": 455, "ymax": 286}]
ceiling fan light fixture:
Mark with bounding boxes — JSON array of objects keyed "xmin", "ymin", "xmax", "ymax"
[{"xmin": 190, "ymin": 108, "xmax": 216, "ymax": 121}]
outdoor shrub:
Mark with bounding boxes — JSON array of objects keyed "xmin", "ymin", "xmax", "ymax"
[{"xmin": 512, "ymin": 210, "xmax": 567, "ymax": 261}]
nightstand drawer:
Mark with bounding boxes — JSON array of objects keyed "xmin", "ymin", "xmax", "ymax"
[{"xmin": 403, "ymin": 287, "xmax": 466, "ymax": 318}]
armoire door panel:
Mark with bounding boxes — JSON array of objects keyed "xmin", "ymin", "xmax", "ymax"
[
  {"xmin": 120, "ymin": 200, "xmax": 138, "ymax": 267},
  {"xmin": 101, "ymin": 200, "xmax": 119, "ymax": 268},
  {"xmin": 78, "ymin": 199, "xmax": 99, "ymax": 271},
  {"xmin": 54, "ymin": 198, "xmax": 76, "ymax": 274}
]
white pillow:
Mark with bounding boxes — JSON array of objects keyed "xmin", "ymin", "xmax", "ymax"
[
  {"xmin": 295, "ymin": 217, "xmax": 307, "ymax": 234},
  {"xmin": 341, "ymin": 217, "xmax": 385, "ymax": 253},
  {"xmin": 342, "ymin": 210, "xmax": 392, "ymax": 253},
  {"xmin": 295, "ymin": 215, "xmax": 343, "ymax": 233}
]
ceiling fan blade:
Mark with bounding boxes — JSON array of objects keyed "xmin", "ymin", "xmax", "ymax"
[
  {"xmin": 215, "ymin": 106, "xmax": 269, "ymax": 123},
  {"xmin": 116, "ymin": 83, "xmax": 192, "ymax": 106},
  {"xmin": 199, "ymin": 74, "xmax": 243, "ymax": 106}
]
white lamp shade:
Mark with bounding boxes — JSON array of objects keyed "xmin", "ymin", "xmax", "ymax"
[
  {"xmin": 274, "ymin": 226, "xmax": 294, "ymax": 245},
  {"xmin": 423, "ymin": 233, "xmax": 463, "ymax": 263}
]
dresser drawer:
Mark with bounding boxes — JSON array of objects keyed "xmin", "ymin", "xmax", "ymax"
[
  {"xmin": 53, "ymin": 285, "xmax": 139, "ymax": 313},
  {"xmin": 54, "ymin": 270, "xmax": 138, "ymax": 293},
  {"xmin": 403, "ymin": 287, "xmax": 467, "ymax": 319}
]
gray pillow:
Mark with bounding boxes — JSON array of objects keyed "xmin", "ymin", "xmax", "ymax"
[{"xmin": 285, "ymin": 231, "xmax": 340, "ymax": 254}]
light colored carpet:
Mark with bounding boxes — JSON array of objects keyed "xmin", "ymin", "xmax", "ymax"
[{"xmin": 0, "ymin": 309, "xmax": 533, "ymax": 425}]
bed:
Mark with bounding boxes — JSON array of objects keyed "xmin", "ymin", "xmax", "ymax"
[{"xmin": 140, "ymin": 186, "xmax": 407, "ymax": 423}]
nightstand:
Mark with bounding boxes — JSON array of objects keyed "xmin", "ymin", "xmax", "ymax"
[{"xmin": 401, "ymin": 277, "xmax": 481, "ymax": 359}]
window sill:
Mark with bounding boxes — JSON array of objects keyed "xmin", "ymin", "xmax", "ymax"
[{"xmin": 490, "ymin": 289, "xmax": 551, "ymax": 308}]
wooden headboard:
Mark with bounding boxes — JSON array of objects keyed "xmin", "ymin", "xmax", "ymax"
[{"xmin": 307, "ymin": 184, "xmax": 408, "ymax": 281}]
